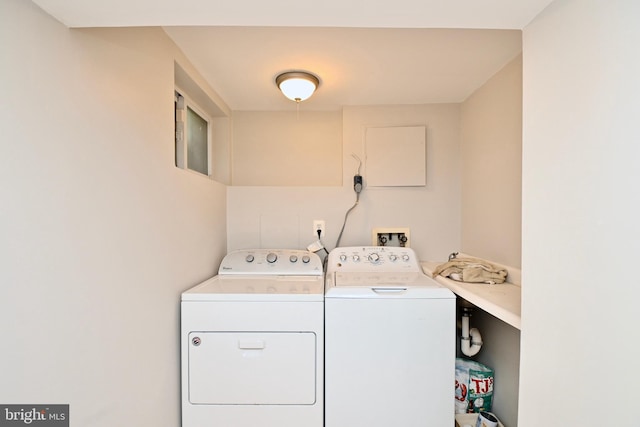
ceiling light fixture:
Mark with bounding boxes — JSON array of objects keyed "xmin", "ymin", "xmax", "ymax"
[{"xmin": 275, "ymin": 71, "xmax": 320, "ymax": 103}]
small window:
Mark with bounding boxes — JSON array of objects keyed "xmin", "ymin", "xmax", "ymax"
[{"xmin": 175, "ymin": 90, "xmax": 211, "ymax": 176}]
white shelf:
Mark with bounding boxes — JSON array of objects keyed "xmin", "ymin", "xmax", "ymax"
[{"xmin": 421, "ymin": 256, "xmax": 521, "ymax": 330}]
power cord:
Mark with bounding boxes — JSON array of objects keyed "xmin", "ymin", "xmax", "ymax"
[
  {"xmin": 306, "ymin": 226, "xmax": 329, "ymax": 256},
  {"xmin": 334, "ymin": 191, "xmax": 360, "ymax": 248},
  {"xmin": 317, "ymin": 229, "xmax": 329, "ymax": 255},
  {"xmin": 335, "ymin": 154, "xmax": 363, "ymax": 249}
]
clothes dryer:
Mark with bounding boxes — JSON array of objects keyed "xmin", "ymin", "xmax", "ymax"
[
  {"xmin": 181, "ymin": 249, "xmax": 324, "ymax": 427},
  {"xmin": 324, "ymin": 246, "xmax": 456, "ymax": 427}
]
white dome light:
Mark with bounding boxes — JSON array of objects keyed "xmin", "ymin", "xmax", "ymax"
[{"xmin": 276, "ymin": 71, "xmax": 320, "ymax": 102}]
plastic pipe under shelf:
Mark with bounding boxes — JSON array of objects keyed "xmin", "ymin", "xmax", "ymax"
[{"xmin": 461, "ymin": 310, "xmax": 482, "ymax": 357}]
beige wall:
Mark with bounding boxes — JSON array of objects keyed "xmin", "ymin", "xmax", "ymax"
[
  {"xmin": 461, "ymin": 54, "xmax": 522, "ymax": 268},
  {"xmin": 460, "ymin": 54, "xmax": 522, "ymax": 427},
  {"xmin": 520, "ymin": 0, "xmax": 640, "ymax": 425},
  {"xmin": 0, "ymin": 1, "xmax": 228, "ymax": 425},
  {"xmin": 232, "ymin": 110, "xmax": 343, "ymax": 186},
  {"xmin": 227, "ymin": 104, "xmax": 462, "ymax": 261}
]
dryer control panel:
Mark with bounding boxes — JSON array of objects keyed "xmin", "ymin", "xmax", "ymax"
[
  {"xmin": 219, "ymin": 249, "xmax": 323, "ymax": 276},
  {"xmin": 327, "ymin": 246, "xmax": 420, "ymax": 273}
]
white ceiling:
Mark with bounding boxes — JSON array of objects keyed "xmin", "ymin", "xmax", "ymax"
[
  {"xmin": 31, "ymin": 0, "xmax": 553, "ymax": 111},
  {"xmin": 165, "ymin": 27, "xmax": 522, "ymax": 111}
]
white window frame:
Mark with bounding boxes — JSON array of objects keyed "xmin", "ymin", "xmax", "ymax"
[{"xmin": 175, "ymin": 88, "xmax": 213, "ymax": 177}]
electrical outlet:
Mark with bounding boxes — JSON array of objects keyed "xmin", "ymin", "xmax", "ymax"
[{"xmin": 313, "ymin": 220, "xmax": 325, "ymax": 238}]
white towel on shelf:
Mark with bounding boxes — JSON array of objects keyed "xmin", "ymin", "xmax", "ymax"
[{"xmin": 432, "ymin": 257, "xmax": 508, "ymax": 284}]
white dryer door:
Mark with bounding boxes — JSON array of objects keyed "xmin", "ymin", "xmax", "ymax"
[{"xmin": 188, "ymin": 331, "xmax": 317, "ymax": 405}]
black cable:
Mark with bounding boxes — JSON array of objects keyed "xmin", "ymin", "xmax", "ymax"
[
  {"xmin": 316, "ymin": 228, "xmax": 329, "ymax": 255},
  {"xmin": 334, "ymin": 154, "xmax": 363, "ymax": 249},
  {"xmin": 335, "ymin": 190, "xmax": 360, "ymax": 249}
]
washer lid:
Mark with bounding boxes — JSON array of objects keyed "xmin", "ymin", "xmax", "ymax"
[
  {"xmin": 325, "ymin": 272, "xmax": 455, "ymax": 299},
  {"xmin": 331, "ymin": 271, "xmax": 430, "ymax": 286},
  {"xmin": 182, "ymin": 275, "xmax": 325, "ymax": 301}
]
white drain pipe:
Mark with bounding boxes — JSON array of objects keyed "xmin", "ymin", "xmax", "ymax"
[{"xmin": 461, "ymin": 308, "xmax": 482, "ymax": 357}]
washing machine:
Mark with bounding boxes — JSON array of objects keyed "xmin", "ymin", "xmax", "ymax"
[
  {"xmin": 324, "ymin": 246, "xmax": 456, "ymax": 427},
  {"xmin": 181, "ymin": 249, "xmax": 324, "ymax": 427}
]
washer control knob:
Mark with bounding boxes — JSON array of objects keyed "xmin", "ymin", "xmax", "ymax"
[
  {"xmin": 245, "ymin": 254, "xmax": 255, "ymax": 263},
  {"xmin": 389, "ymin": 254, "xmax": 398, "ymax": 262},
  {"xmin": 289, "ymin": 255, "xmax": 298, "ymax": 263},
  {"xmin": 340, "ymin": 254, "xmax": 347, "ymax": 262},
  {"xmin": 352, "ymin": 255, "xmax": 360, "ymax": 262},
  {"xmin": 302, "ymin": 255, "xmax": 311, "ymax": 263},
  {"xmin": 368, "ymin": 253, "xmax": 380, "ymax": 263},
  {"xmin": 266, "ymin": 252, "xmax": 278, "ymax": 263},
  {"xmin": 402, "ymin": 254, "xmax": 410, "ymax": 262}
]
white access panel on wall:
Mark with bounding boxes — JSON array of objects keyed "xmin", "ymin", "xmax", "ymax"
[{"xmin": 365, "ymin": 126, "xmax": 426, "ymax": 187}]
